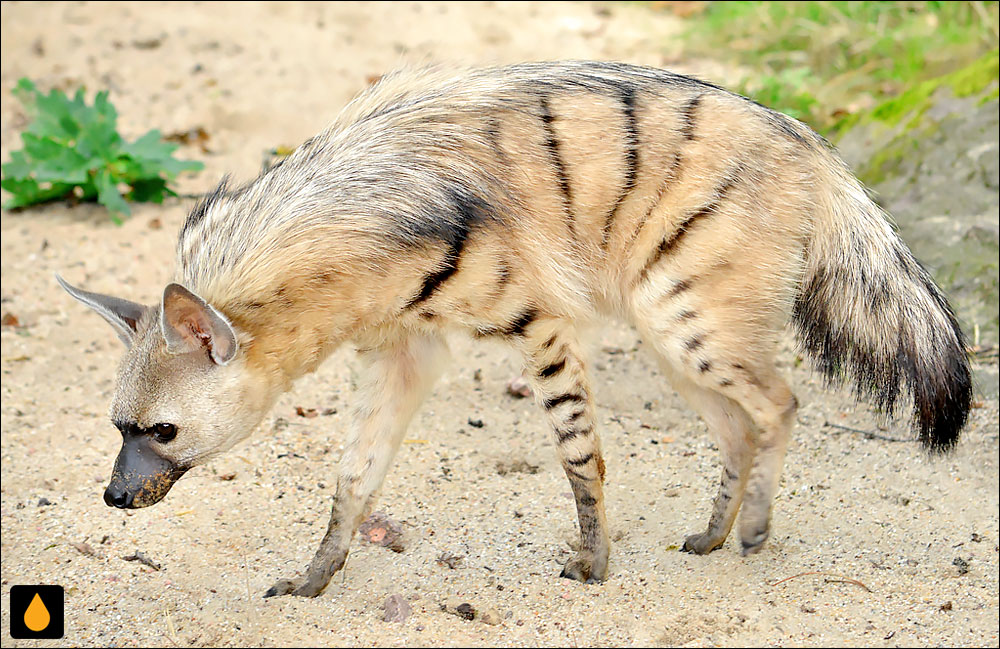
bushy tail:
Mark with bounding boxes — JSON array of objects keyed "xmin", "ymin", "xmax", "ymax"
[{"xmin": 792, "ymin": 158, "xmax": 972, "ymax": 451}]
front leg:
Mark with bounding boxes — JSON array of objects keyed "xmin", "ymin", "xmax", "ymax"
[
  {"xmin": 265, "ymin": 331, "xmax": 449, "ymax": 598},
  {"xmin": 518, "ymin": 319, "xmax": 611, "ymax": 584}
]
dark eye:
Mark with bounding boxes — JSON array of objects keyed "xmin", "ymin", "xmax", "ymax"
[{"xmin": 153, "ymin": 423, "xmax": 177, "ymax": 443}]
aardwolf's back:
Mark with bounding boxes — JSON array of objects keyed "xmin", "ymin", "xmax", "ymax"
[{"xmin": 179, "ymin": 62, "xmax": 811, "ymax": 311}]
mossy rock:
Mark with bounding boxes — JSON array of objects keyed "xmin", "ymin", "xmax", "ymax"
[{"xmin": 835, "ymin": 53, "xmax": 999, "ymax": 355}]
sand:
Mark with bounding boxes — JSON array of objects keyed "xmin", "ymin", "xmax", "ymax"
[{"xmin": 1, "ymin": 2, "xmax": 997, "ymax": 647}]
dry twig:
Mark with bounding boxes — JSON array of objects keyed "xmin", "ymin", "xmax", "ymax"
[
  {"xmin": 769, "ymin": 570, "xmax": 872, "ymax": 592},
  {"xmin": 824, "ymin": 421, "xmax": 912, "ymax": 444}
]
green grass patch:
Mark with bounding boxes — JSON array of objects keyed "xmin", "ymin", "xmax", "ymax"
[
  {"xmin": 672, "ymin": 1, "xmax": 999, "ymax": 134},
  {"xmin": 843, "ymin": 49, "xmax": 998, "ymax": 130}
]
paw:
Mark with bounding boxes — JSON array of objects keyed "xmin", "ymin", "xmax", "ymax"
[
  {"xmin": 681, "ymin": 532, "xmax": 725, "ymax": 555},
  {"xmin": 263, "ymin": 574, "xmax": 325, "ymax": 598},
  {"xmin": 559, "ymin": 552, "xmax": 607, "ymax": 584},
  {"xmin": 739, "ymin": 529, "xmax": 769, "ymax": 556}
]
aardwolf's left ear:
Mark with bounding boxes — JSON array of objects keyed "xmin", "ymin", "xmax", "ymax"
[
  {"xmin": 161, "ymin": 283, "xmax": 238, "ymax": 365},
  {"xmin": 56, "ymin": 274, "xmax": 147, "ymax": 346}
]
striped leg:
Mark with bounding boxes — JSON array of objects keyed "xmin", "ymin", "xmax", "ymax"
[
  {"xmin": 667, "ymin": 358, "xmax": 796, "ymax": 555},
  {"xmin": 671, "ymin": 379, "xmax": 755, "ymax": 554},
  {"xmin": 265, "ymin": 331, "xmax": 449, "ymax": 597},
  {"xmin": 519, "ymin": 319, "xmax": 610, "ymax": 583},
  {"xmin": 631, "ymin": 282, "xmax": 792, "ymax": 555},
  {"xmin": 731, "ymin": 371, "xmax": 797, "ymax": 555}
]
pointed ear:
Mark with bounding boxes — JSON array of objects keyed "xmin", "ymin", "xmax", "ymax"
[
  {"xmin": 161, "ymin": 283, "xmax": 238, "ymax": 365},
  {"xmin": 56, "ymin": 274, "xmax": 147, "ymax": 346}
]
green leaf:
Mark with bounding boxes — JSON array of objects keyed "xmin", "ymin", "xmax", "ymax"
[
  {"xmin": 123, "ymin": 129, "xmax": 174, "ymax": 159},
  {"xmin": 20, "ymin": 133, "xmax": 91, "ymax": 183},
  {"xmin": 94, "ymin": 168, "xmax": 130, "ymax": 221},
  {"xmin": 2, "ymin": 150, "xmax": 35, "ymax": 180},
  {"xmin": 121, "ymin": 130, "xmax": 203, "ymax": 177},
  {"xmin": 127, "ymin": 177, "xmax": 169, "ymax": 203},
  {"xmin": 2, "ymin": 177, "xmax": 75, "ymax": 209},
  {"xmin": 12, "ymin": 78, "xmax": 37, "ymax": 99}
]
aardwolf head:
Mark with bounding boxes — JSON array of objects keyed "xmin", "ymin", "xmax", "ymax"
[{"xmin": 58, "ymin": 276, "xmax": 271, "ymax": 508}]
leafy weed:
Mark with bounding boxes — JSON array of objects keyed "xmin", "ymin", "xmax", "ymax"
[{"xmin": 1, "ymin": 78, "xmax": 203, "ymax": 222}]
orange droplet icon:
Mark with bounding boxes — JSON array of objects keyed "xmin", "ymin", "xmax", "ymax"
[{"xmin": 24, "ymin": 592, "xmax": 51, "ymax": 632}]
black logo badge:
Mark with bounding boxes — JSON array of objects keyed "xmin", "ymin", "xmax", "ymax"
[{"xmin": 9, "ymin": 585, "xmax": 64, "ymax": 639}]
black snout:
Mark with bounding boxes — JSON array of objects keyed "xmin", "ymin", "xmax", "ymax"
[
  {"xmin": 105, "ymin": 432, "xmax": 187, "ymax": 509},
  {"xmin": 104, "ymin": 484, "xmax": 133, "ymax": 509}
]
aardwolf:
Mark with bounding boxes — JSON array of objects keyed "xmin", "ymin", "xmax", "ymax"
[{"xmin": 58, "ymin": 61, "xmax": 971, "ymax": 597}]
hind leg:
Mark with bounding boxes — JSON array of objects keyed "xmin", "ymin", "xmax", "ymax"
[
  {"xmin": 663, "ymin": 373, "xmax": 756, "ymax": 554},
  {"xmin": 728, "ymin": 368, "xmax": 797, "ymax": 554},
  {"xmin": 632, "ymin": 281, "xmax": 797, "ymax": 555},
  {"xmin": 681, "ymin": 361, "xmax": 796, "ymax": 555},
  {"xmin": 654, "ymin": 356, "xmax": 796, "ymax": 555}
]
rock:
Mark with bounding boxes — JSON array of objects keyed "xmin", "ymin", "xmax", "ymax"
[
  {"xmin": 478, "ymin": 607, "xmax": 502, "ymax": 625},
  {"xmin": 442, "ymin": 598, "xmax": 501, "ymax": 625},
  {"xmin": 505, "ymin": 375, "xmax": 532, "ymax": 398},
  {"xmin": 382, "ymin": 594, "xmax": 411, "ymax": 623},
  {"xmin": 836, "ymin": 69, "xmax": 1000, "ymax": 350},
  {"xmin": 359, "ymin": 511, "xmax": 406, "ymax": 552},
  {"xmin": 443, "ymin": 597, "xmax": 476, "ymax": 621}
]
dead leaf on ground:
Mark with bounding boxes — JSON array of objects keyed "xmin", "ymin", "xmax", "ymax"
[
  {"xmin": 165, "ymin": 126, "xmax": 211, "ymax": 152},
  {"xmin": 496, "ymin": 460, "xmax": 539, "ymax": 476},
  {"xmin": 436, "ymin": 551, "xmax": 463, "ymax": 569},
  {"xmin": 649, "ymin": 1, "xmax": 707, "ymax": 18},
  {"xmin": 70, "ymin": 541, "xmax": 100, "ymax": 558}
]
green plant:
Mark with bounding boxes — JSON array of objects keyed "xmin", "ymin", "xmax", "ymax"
[
  {"xmin": 1, "ymin": 78, "xmax": 203, "ymax": 222},
  {"xmin": 673, "ymin": 1, "xmax": 999, "ymax": 134}
]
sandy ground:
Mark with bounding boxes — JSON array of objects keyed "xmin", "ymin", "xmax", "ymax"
[{"xmin": 1, "ymin": 2, "xmax": 998, "ymax": 647}]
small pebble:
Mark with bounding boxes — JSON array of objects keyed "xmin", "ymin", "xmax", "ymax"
[
  {"xmin": 382, "ymin": 593, "xmax": 411, "ymax": 623},
  {"xmin": 70, "ymin": 541, "xmax": 99, "ymax": 557},
  {"xmin": 444, "ymin": 597, "xmax": 476, "ymax": 621},
  {"xmin": 478, "ymin": 607, "xmax": 502, "ymax": 625},
  {"xmin": 359, "ymin": 511, "xmax": 406, "ymax": 552},
  {"xmin": 505, "ymin": 376, "xmax": 532, "ymax": 398}
]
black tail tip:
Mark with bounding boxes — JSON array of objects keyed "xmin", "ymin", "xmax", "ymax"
[{"xmin": 916, "ymin": 363, "xmax": 972, "ymax": 454}]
